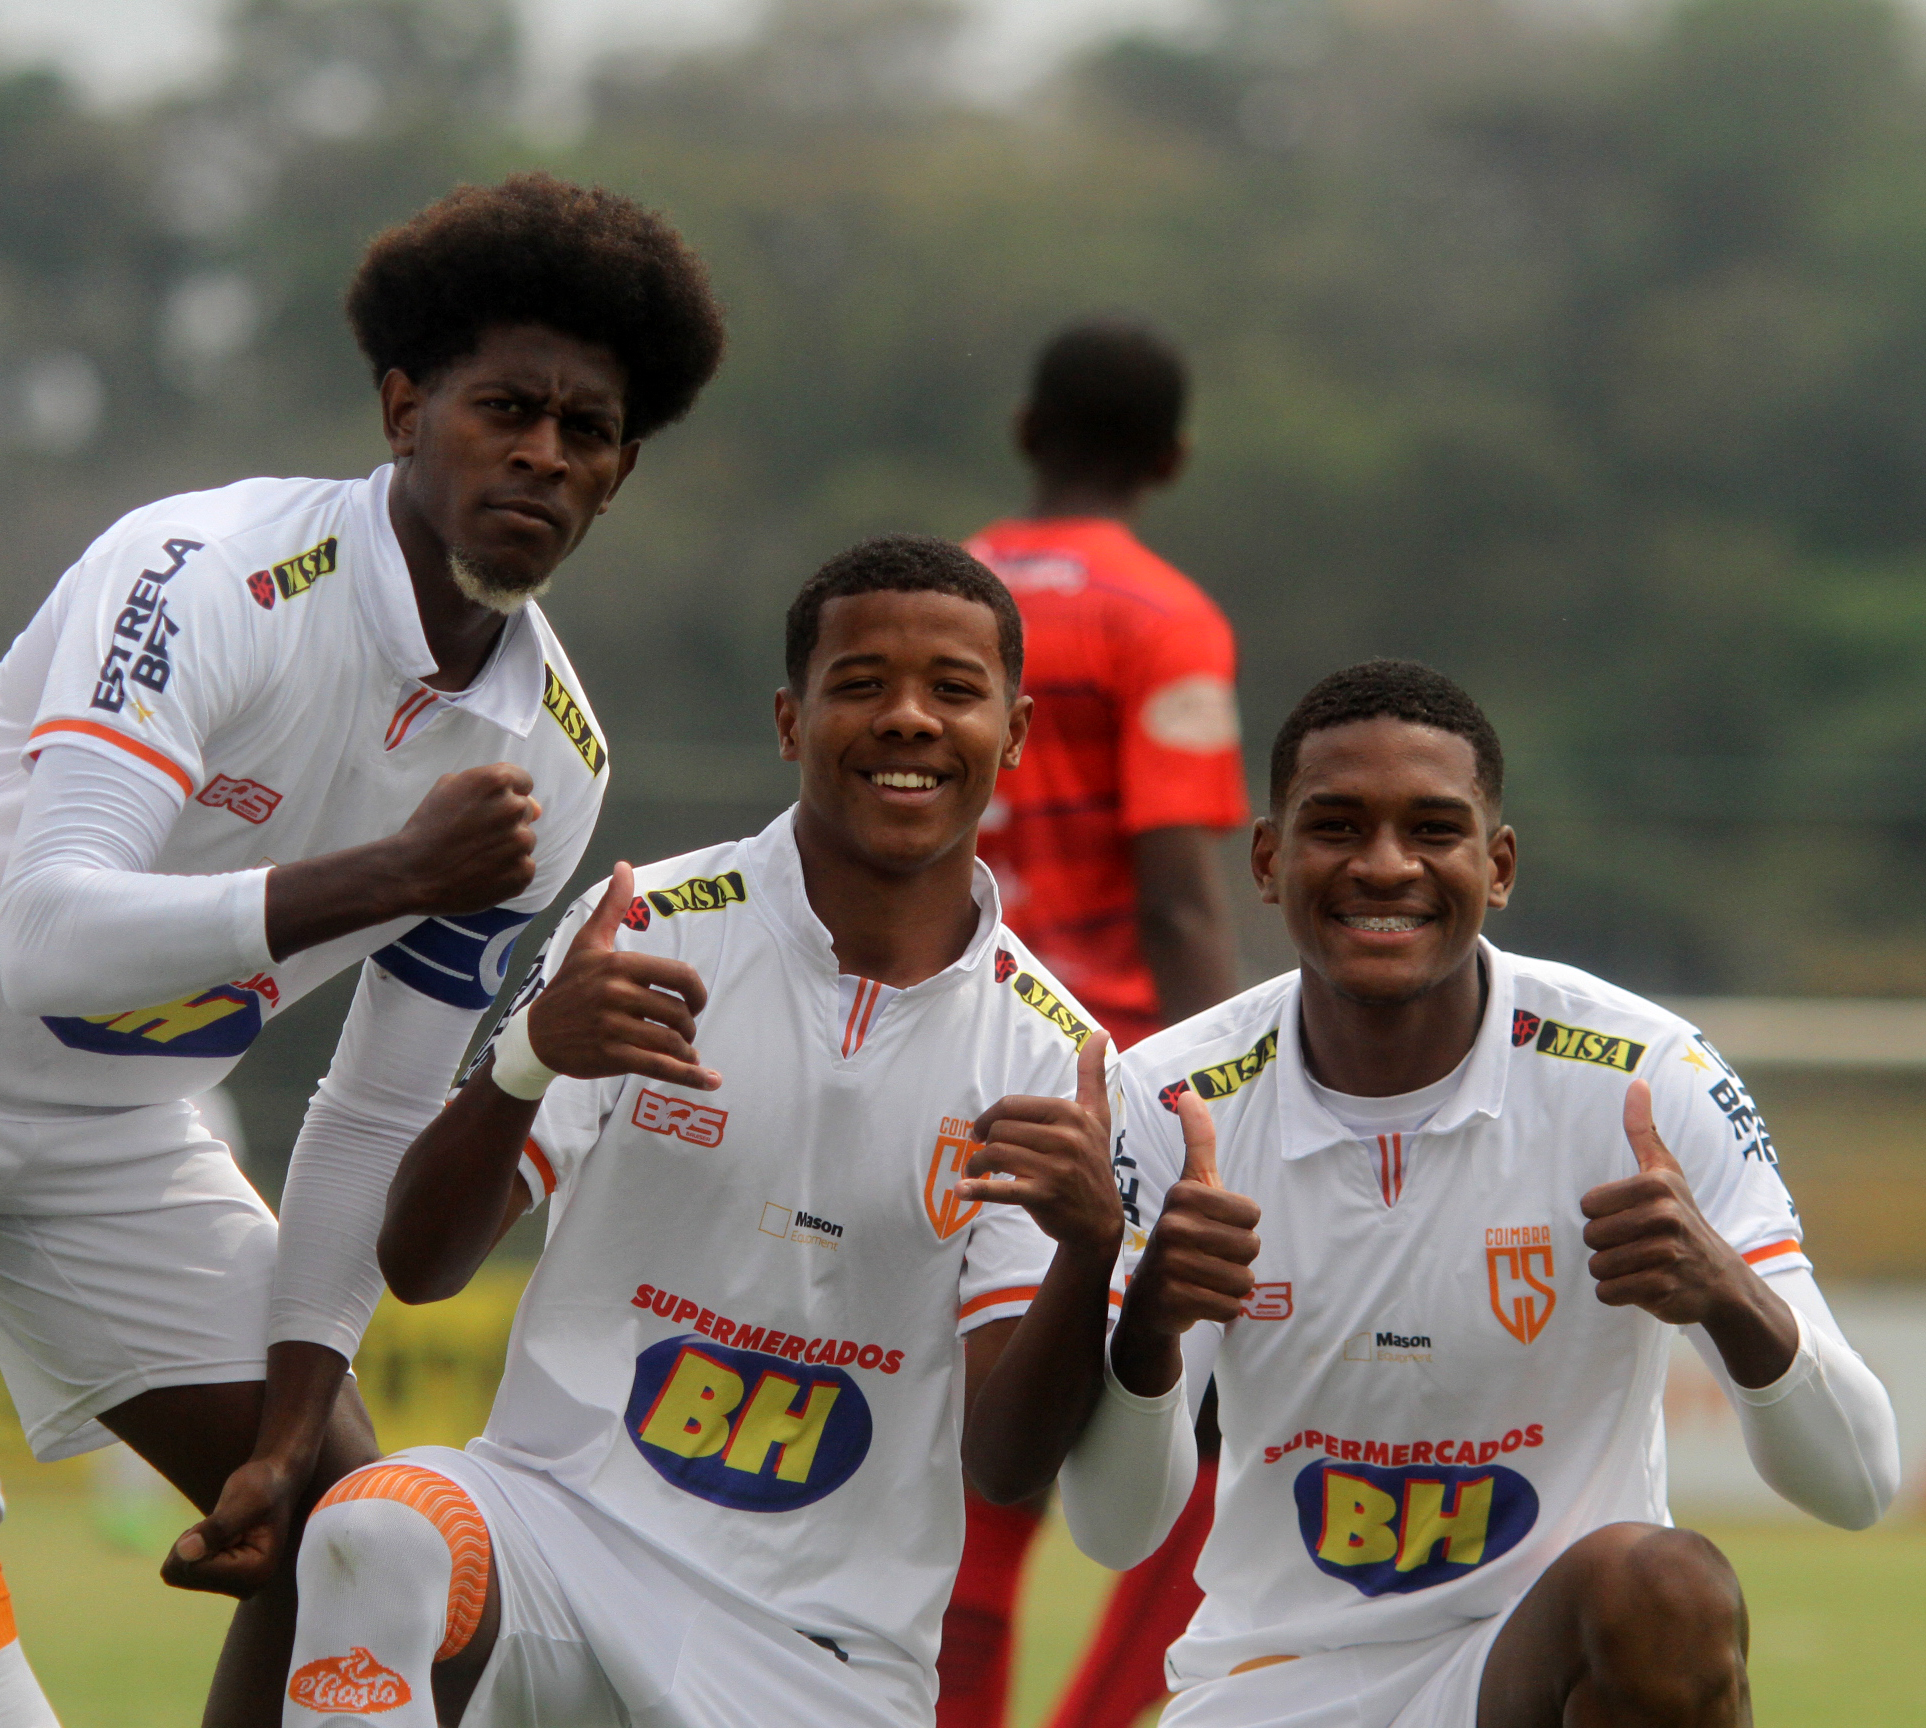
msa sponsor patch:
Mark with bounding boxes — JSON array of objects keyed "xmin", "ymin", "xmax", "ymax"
[
  {"xmin": 646, "ymin": 871, "xmax": 746, "ymax": 919},
  {"xmin": 1511, "ymin": 1012, "xmax": 1645, "ymax": 1073},
  {"xmin": 43, "ymin": 976, "xmax": 275, "ymax": 1058},
  {"xmin": 270, "ymin": 537, "xmax": 337, "ymax": 602},
  {"xmin": 1010, "ymin": 971, "xmax": 1091, "ymax": 1048},
  {"xmin": 542, "ymin": 665, "xmax": 606, "ymax": 775},
  {"xmin": 1160, "ymin": 1027, "xmax": 1281, "ymax": 1111},
  {"xmin": 1295, "ymin": 1456, "xmax": 1539, "ymax": 1596},
  {"xmin": 626, "ymin": 1334, "xmax": 871, "ymax": 1512}
]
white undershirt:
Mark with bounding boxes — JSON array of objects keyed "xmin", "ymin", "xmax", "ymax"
[{"xmin": 1304, "ymin": 1051, "xmax": 1471, "ymax": 1141}]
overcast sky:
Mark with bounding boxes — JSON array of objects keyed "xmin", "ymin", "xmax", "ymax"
[{"xmin": 0, "ymin": 0, "xmax": 1213, "ymax": 109}]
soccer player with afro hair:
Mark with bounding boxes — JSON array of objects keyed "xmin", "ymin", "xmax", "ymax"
[{"xmin": 0, "ymin": 173, "xmax": 722, "ymax": 1726}]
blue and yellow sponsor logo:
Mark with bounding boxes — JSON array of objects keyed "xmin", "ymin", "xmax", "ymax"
[
  {"xmin": 43, "ymin": 976, "xmax": 272, "ymax": 1059},
  {"xmin": 1294, "ymin": 1455, "xmax": 1538, "ymax": 1596},
  {"xmin": 625, "ymin": 1334, "xmax": 872, "ymax": 1512}
]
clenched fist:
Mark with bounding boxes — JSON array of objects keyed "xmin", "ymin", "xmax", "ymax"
[{"xmin": 392, "ymin": 762, "xmax": 541, "ymax": 915}]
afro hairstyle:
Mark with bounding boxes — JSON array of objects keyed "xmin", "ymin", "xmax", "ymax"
[
  {"xmin": 1022, "ymin": 317, "xmax": 1188, "ymax": 489},
  {"xmin": 1269, "ymin": 660, "xmax": 1505, "ymax": 813},
  {"xmin": 785, "ymin": 535, "xmax": 1023, "ymax": 695},
  {"xmin": 346, "ymin": 172, "xmax": 725, "ymax": 440}
]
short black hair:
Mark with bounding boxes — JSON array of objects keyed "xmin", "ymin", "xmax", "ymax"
[
  {"xmin": 785, "ymin": 535, "xmax": 1024, "ymax": 694},
  {"xmin": 1270, "ymin": 660, "xmax": 1505, "ymax": 812},
  {"xmin": 1023, "ymin": 318, "xmax": 1188, "ymax": 489},
  {"xmin": 346, "ymin": 173, "xmax": 725, "ymax": 439}
]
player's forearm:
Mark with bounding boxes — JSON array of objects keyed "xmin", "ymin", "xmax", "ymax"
[
  {"xmin": 248, "ymin": 1340, "xmax": 352, "ymax": 1475},
  {"xmin": 379, "ymin": 1068, "xmax": 539, "ymax": 1304},
  {"xmin": 1058, "ymin": 1354, "xmax": 1197, "ymax": 1570},
  {"xmin": 263, "ymin": 838, "xmax": 422, "ymax": 960},
  {"xmin": 1699, "ymin": 1265, "xmax": 1801, "ymax": 1389},
  {"xmin": 960, "ymin": 1239, "xmax": 1116, "ymax": 1503},
  {"xmin": 1132, "ymin": 827, "xmax": 1238, "ymax": 1024},
  {"xmin": 1107, "ymin": 1300, "xmax": 1187, "ymax": 1399}
]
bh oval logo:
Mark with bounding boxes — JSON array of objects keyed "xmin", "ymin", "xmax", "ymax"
[
  {"xmin": 1294, "ymin": 1459, "xmax": 1538, "ymax": 1596},
  {"xmin": 625, "ymin": 1335, "xmax": 872, "ymax": 1512}
]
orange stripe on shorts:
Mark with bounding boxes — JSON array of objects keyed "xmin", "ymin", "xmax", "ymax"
[
  {"xmin": 0, "ymin": 1557, "xmax": 17, "ymax": 1648},
  {"xmin": 316, "ymin": 1463, "xmax": 490, "ymax": 1661}
]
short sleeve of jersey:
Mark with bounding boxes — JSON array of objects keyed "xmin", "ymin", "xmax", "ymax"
[
  {"xmin": 1114, "ymin": 593, "xmax": 1248, "ymax": 837},
  {"xmin": 26, "ymin": 526, "xmax": 259, "ymax": 802},
  {"xmin": 1646, "ymin": 1025, "xmax": 1809, "ymax": 1276}
]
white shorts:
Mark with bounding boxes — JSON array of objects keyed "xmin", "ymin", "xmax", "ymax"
[
  {"xmin": 412, "ymin": 1446, "xmax": 931, "ymax": 1728},
  {"xmin": 1159, "ymin": 1611, "xmax": 1513, "ymax": 1728},
  {"xmin": 0, "ymin": 1098, "xmax": 275, "ymax": 1460}
]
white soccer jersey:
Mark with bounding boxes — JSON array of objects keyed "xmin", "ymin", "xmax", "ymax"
[
  {"xmin": 467, "ymin": 809, "xmax": 1092, "ymax": 1704},
  {"xmin": 0, "ymin": 464, "xmax": 607, "ymax": 1112},
  {"xmin": 1113, "ymin": 940, "xmax": 1806, "ymax": 1681}
]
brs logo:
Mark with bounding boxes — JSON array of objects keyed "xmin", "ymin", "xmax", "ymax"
[
  {"xmin": 633, "ymin": 1088, "xmax": 727, "ymax": 1146},
  {"xmin": 1011, "ymin": 971, "xmax": 1091, "ymax": 1049},
  {"xmin": 43, "ymin": 976, "xmax": 274, "ymax": 1059},
  {"xmin": 198, "ymin": 773, "xmax": 283, "ymax": 825},
  {"xmin": 626, "ymin": 1335, "xmax": 872, "ymax": 1512},
  {"xmin": 1295, "ymin": 1458, "xmax": 1538, "ymax": 1596},
  {"xmin": 647, "ymin": 871, "xmax": 746, "ymax": 919}
]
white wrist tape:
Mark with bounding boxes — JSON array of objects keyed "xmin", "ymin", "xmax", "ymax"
[{"xmin": 489, "ymin": 1005, "xmax": 558, "ymax": 1101}]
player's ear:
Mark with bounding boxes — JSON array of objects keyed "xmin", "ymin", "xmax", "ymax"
[
  {"xmin": 597, "ymin": 440, "xmax": 643, "ymax": 513},
  {"xmin": 1252, "ymin": 817, "xmax": 1282, "ymax": 906},
  {"xmin": 775, "ymin": 686, "xmax": 802, "ymax": 762},
  {"xmin": 380, "ymin": 368, "xmax": 422, "ymax": 458},
  {"xmin": 1486, "ymin": 821, "xmax": 1517, "ymax": 910},
  {"xmin": 1002, "ymin": 691, "xmax": 1033, "ymax": 770}
]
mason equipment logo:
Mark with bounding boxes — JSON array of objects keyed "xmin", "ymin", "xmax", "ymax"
[
  {"xmin": 1487, "ymin": 1226, "xmax": 1557, "ymax": 1344},
  {"xmin": 1009, "ymin": 971, "xmax": 1092, "ymax": 1048},
  {"xmin": 268, "ymin": 536, "xmax": 337, "ymax": 602},
  {"xmin": 542, "ymin": 664, "xmax": 607, "ymax": 775},
  {"xmin": 1160, "ymin": 1027, "xmax": 1281, "ymax": 1111},
  {"xmin": 1510, "ymin": 1011, "xmax": 1645, "ymax": 1073},
  {"xmin": 646, "ymin": 871, "xmax": 747, "ymax": 919},
  {"xmin": 925, "ymin": 1116, "xmax": 985, "ymax": 1240}
]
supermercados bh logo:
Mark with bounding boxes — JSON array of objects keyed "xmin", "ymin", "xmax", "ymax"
[
  {"xmin": 542, "ymin": 664, "xmax": 606, "ymax": 775},
  {"xmin": 626, "ymin": 1335, "xmax": 872, "ymax": 1512},
  {"xmin": 1510, "ymin": 1010, "xmax": 1645, "ymax": 1074},
  {"xmin": 646, "ymin": 871, "xmax": 746, "ymax": 919},
  {"xmin": 1159, "ymin": 1027, "xmax": 1281, "ymax": 1112},
  {"xmin": 43, "ymin": 972, "xmax": 279, "ymax": 1058},
  {"xmin": 1295, "ymin": 1453, "xmax": 1539, "ymax": 1596}
]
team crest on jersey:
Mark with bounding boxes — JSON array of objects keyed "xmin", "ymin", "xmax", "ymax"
[
  {"xmin": 626, "ymin": 1335, "xmax": 872, "ymax": 1512},
  {"xmin": 43, "ymin": 975, "xmax": 276, "ymax": 1059},
  {"xmin": 646, "ymin": 871, "xmax": 746, "ymax": 918},
  {"xmin": 1486, "ymin": 1226, "xmax": 1556, "ymax": 1344},
  {"xmin": 286, "ymin": 1647, "xmax": 410, "ymax": 1713},
  {"xmin": 1295, "ymin": 1457, "xmax": 1539, "ymax": 1596},
  {"xmin": 925, "ymin": 1116, "xmax": 985, "ymax": 1240},
  {"xmin": 994, "ymin": 948, "xmax": 1017, "ymax": 984},
  {"xmin": 1159, "ymin": 1028, "xmax": 1281, "ymax": 1111},
  {"xmin": 1512, "ymin": 1012, "xmax": 1645, "ymax": 1073},
  {"xmin": 622, "ymin": 897, "xmax": 651, "ymax": 931},
  {"xmin": 1009, "ymin": 971, "xmax": 1091, "ymax": 1048},
  {"xmin": 245, "ymin": 569, "xmax": 276, "ymax": 610},
  {"xmin": 270, "ymin": 536, "xmax": 337, "ymax": 601},
  {"xmin": 542, "ymin": 665, "xmax": 606, "ymax": 775}
]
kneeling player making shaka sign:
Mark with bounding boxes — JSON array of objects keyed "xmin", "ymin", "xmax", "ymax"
[
  {"xmin": 283, "ymin": 538, "xmax": 1130, "ymax": 1728},
  {"xmin": 1059, "ymin": 660, "xmax": 1899, "ymax": 1728}
]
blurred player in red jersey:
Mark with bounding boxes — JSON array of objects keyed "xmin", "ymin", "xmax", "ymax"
[{"xmin": 944, "ymin": 321, "xmax": 1246, "ymax": 1728}]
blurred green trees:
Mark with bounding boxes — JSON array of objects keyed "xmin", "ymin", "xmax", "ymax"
[{"xmin": 7, "ymin": 0, "xmax": 1926, "ymax": 1005}]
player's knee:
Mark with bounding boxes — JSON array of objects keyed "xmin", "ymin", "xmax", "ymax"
[
  {"xmin": 298, "ymin": 1494, "xmax": 453, "ymax": 1635},
  {"xmin": 1582, "ymin": 1525, "xmax": 1747, "ymax": 1710}
]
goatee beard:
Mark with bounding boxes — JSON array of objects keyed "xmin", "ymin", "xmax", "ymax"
[{"xmin": 447, "ymin": 548, "xmax": 550, "ymax": 616}]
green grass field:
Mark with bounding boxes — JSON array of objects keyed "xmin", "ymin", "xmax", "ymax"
[{"xmin": 2, "ymin": 1466, "xmax": 1919, "ymax": 1727}]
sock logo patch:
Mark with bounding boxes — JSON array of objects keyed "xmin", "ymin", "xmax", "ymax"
[{"xmin": 287, "ymin": 1648, "xmax": 411, "ymax": 1713}]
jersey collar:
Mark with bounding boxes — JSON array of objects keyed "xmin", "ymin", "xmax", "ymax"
[
  {"xmin": 1272, "ymin": 938, "xmax": 1517, "ymax": 1159},
  {"xmin": 744, "ymin": 806, "xmax": 1004, "ymax": 992},
  {"xmin": 349, "ymin": 463, "xmax": 547, "ymax": 738}
]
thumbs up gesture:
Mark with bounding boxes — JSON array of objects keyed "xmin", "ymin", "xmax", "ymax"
[
  {"xmin": 960, "ymin": 1031, "xmax": 1126, "ymax": 1255},
  {"xmin": 1110, "ymin": 1084, "xmax": 1262, "ymax": 1396},
  {"xmin": 1579, "ymin": 1080, "xmax": 1757, "ymax": 1328},
  {"xmin": 524, "ymin": 864, "xmax": 721, "ymax": 1090}
]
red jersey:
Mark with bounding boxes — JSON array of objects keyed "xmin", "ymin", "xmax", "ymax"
[{"xmin": 965, "ymin": 518, "xmax": 1247, "ymax": 1048}]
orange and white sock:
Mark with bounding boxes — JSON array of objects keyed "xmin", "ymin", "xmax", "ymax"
[
  {"xmin": 285, "ymin": 1463, "xmax": 489, "ymax": 1726},
  {"xmin": 0, "ymin": 1561, "xmax": 59, "ymax": 1728}
]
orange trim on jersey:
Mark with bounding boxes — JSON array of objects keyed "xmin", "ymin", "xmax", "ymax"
[
  {"xmin": 27, "ymin": 719, "xmax": 194, "ymax": 797},
  {"xmin": 842, "ymin": 977, "xmax": 883, "ymax": 1057},
  {"xmin": 957, "ymin": 1285, "xmax": 1124, "ymax": 1320},
  {"xmin": 1742, "ymin": 1238, "xmax": 1803, "ymax": 1266},
  {"xmin": 0, "ymin": 1558, "xmax": 17, "ymax": 1648},
  {"xmin": 1229, "ymin": 1655, "xmax": 1298, "ymax": 1676},
  {"xmin": 522, "ymin": 1138, "xmax": 556, "ymax": 1198},
  {"xmin": 315, "ymin": 1463, "xmax": 490, "ymax": 1662},
  {"xmin": 385, "ymin": 688, "xmax": 438, "ymax": 751}
]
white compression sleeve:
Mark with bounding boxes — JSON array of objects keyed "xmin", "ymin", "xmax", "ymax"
[
  {"xmin": 269, "ymin": 961, "xmax": 481, "ymax": 1359},
  {"xmin": 0, "ymin": 744, "xmax": 269, "ymax": 1015},
  {"xmin": 1686, "ymin": 1267, "xmax": 1900, "ymax": 1529},
  {"xmin": 1060, "ymin": 1352, "xmax": 1200, "ymax": 1572}
]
